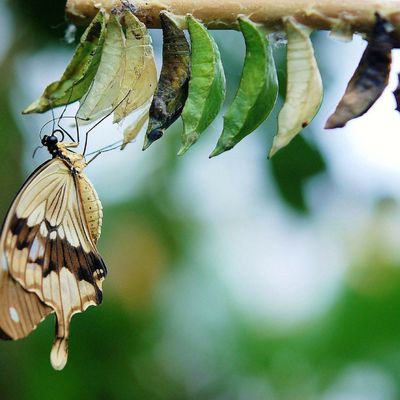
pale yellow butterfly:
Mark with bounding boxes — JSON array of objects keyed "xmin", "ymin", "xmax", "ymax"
[{"xmin": 0, "ymin": 133, "xmax": 106, "ymax": 370}]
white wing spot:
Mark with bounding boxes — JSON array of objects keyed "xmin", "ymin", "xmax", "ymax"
[
  {"xmin": 9, "ymin": 307, "xmax": 20, "ymax": 323},
  {"xmin": 30, "ymin": 240, "xmax": 40, "ymax": 259},
  {"xmin": 50, "ymin": 231, "xmax": 57, "ymax": 240},
  {"xmin": 40, "ymin": 222, "xmax": 48, "ymax": 237},
  {"xmin": 1, "ymin": 252, "xmax": 8, "ymax": 271}
]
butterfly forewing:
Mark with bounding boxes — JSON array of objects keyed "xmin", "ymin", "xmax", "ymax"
[{"xmin": 0, "ymin": 156, "xmax": 106, "ymax": 370}]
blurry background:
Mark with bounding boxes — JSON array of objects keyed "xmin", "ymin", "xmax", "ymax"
[{"xmin": 1, "ymin": 0, "xmax": 400, "ymax": 399}]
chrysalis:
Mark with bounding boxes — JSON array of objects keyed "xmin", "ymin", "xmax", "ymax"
[
  {"xmin": 269, "ymin": 17, "xmax": 322, "ymax": 158},
  {"xmin": 179, "ymin": 15, "xmax": 226, "ymax": 156},
  {"xmin": 325, "ymin": 14, "xmax": 394, "ymax": 129},
  {"xmin": 143, "ymin": 11, "xmax": 191, "ymax": 150},
  {"xmin": 394, "ymin": 73, "xmax": 400, "ymax": 112}
]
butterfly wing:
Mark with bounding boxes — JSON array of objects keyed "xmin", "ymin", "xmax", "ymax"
[
  {"xmin": 0, "ymin": 158, "xmax": 106, "ymax": 370},
  {"xmin": 0, "ymin": 268, "xmax": 52, "ymax": 340},
  {"xmin": 0, "ymin": 161, "xmax": 56, "ymax": 340}
]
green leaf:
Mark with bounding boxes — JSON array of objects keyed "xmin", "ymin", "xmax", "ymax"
[
  {"xmin": 269, "ymin": 18, "xmax": 323, "ymax": 158},
  {"xmin": 178, "ymin": 15, "xmax": 226, "ymax": 155},
  {"xmin": 23, "ymin": 11, "xmax": 106, "ymax": 114},
  {"xmin": 143, "ymin": 11, "xmax": 191, "ymax": 150},
  {"xmin": 77, "ymin": 13, "xmax": 125, "ymax": 122},
  {"xmin": 210, "ymin": 17, "xmax": 278, "ymax": 158},
  {"xmin": 270, "ymin": 135, "xmax": 326, "ymax": 213},
  {"xmin": 113, "ymin": 10, "xmax": 157, "ymax": 123}
]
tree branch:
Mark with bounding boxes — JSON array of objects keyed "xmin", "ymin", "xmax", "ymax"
[{"xmin": 66, "ymin": 0, "xmax": 400, "ymax": 35}]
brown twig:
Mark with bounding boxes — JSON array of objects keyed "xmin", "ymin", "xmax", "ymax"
[{"xmin": 66, "ymin": 0, "xmax": 400, "ymax": 35}]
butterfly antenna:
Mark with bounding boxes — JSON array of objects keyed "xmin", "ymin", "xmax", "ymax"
[
  {"xmin": 32, "ymin": 145, "xmax": 43, "ymax": 159},
  {"xmin": 58, "ymin": 85, "xmax": 73, "ymax": 126},
  {"xmin": 40, "ymin": 116, "xmax": 76, "ymax": 136},
  {"xmin": 40, "ymin": 116, "xmax": 77, "ymax": 142},
  {"xmin": 57, "ymin": 85, "xmax": 77, "ymax": 142},
  {"xmin": 53, "ymin": 121, "xmax": 74, "ymax": 142},
  {"xmin": 74, "ymin": 113, "xmax": 81, "ymax": 143},
  {"xmin": 51, "ymin": 108, "xmax": 56, "ymax": 133},
  {"xmin": 40, "ymin": 118, "xmax": 55, "ymax": 140},
  {"xmin": 75, "ymin": 79, "xmax": 95, "ymax": 143}
]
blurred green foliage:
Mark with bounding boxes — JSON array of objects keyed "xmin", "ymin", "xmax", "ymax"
[
  {"xmin": 270, "ymin": 135, "xmax": 326, "ymax": 213},
  {"xmin": 9, "ymin": 0, "xmax": 68, "ymax": 45}
]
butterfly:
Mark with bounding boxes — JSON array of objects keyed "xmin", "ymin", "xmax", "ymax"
[{"xmin": 0, "ymin": 132, "xmax": 106, "ymax": 370}]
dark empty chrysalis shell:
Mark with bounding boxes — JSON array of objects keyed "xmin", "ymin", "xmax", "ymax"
[
  {"xmin": 394, "ymin": 73, "xmax": 400, "ymax": 112},
  {"xmin": 325, "ymin": 14, "xmax": 394, "ymax": 129},
  {"xmin": 143, "ymin": 11, "xmax": 191, "ymax": 150}
]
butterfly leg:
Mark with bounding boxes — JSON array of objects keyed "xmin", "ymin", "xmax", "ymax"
[{"xmin": 80, "ymin": 91, "xmax": 131, "ymax": 155}]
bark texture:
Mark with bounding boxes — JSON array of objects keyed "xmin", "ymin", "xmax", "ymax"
[{"xmin": 66, "ymin": 0, "xmax": 400, "ymax": 35}]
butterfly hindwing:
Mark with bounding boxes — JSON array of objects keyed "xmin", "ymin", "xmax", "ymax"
[
  {"xmin": 0, "ymin": 157, "xmax": 106, "ymax": 370},
  {"xmin": 0, "ymin": 268, "xmax": 52, "ymax": 340}
]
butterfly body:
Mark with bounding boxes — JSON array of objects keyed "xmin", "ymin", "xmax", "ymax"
[
  {"xmin": 46, "ymin": 137, "xmax": 104, "ymax": 243},
  {"xmin": 0, "ymin": 136, "xmax": 106, "ymax": 370},
  {"xmin": 78, "ymin": 173, "xmax": 103, "ymax": 243}
]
